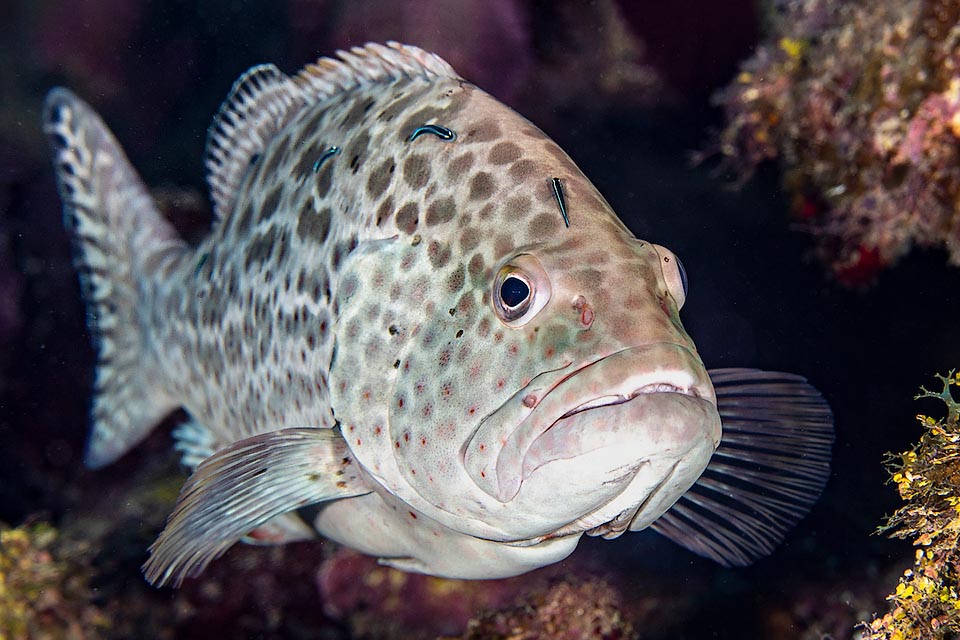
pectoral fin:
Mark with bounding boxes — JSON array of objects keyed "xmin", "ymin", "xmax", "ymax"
[
  {"xmin": 144, "ymin": 427, "xmax": 371, "ymax": 587},
  {"xmin": 650, "ymin": 368, "xmax": 833, "ymax": 566}
]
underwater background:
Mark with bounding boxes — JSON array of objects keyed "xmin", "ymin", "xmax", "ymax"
[{"xmin": 2, "ymin": 0, "xmax": 960, "ymax": 638}]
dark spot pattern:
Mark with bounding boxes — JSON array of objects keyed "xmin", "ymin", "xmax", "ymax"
[
  {"xmin": 509, "ymin": 159, "xmax": 537, "ymax": 181},
  {"xmin": 396, "ymin": 202, "xmax": 420, "ymax": 234},
  {"xmin": 376, "ymin": 197, "xmax": 394, "ymax": 227},
  {"xmin": 501, "ymin": 195, "xmax": 531, "ymax": 219},
  {"xmin": 488, "ymin": 142, "xmax": 521, "ymax": 165},
  {"xmin": 428, "ymin": 241, "xmax": 452, "ymax": 268},
  {"xmin": 403, "ymin": 154, "xmax": 431, "ymax": 189},
  {"xmin": 528, "ymin": 212, "xmax": 558, "ymax": 237},
  {"xmin": 447, "ymin": 153, "xmax": 475, "ymax": 180},
  {"xmin": 465, "ymin": 119, "xmax": 501, "ymax": 142},
  {"xmin": 296, "ymin": 204, "xmax": 332, "ymax": 243},
  {"xmin": 446, "ymin": 264, "xmax": 465, "ymax": 293},
  {"xmin": 425, "ymin": 197, "xmax": 455, "ymax": 226},
  {"xmin": 259, "ymin": 186, "xmax": 282, "ymax": 221},
  {"xmin": 468, "ymin": 172, "xmax": 495, "ymax": 200},
  {"xmin": 367, "ymin": 158, "xmax": 395, "ymax": 199}
]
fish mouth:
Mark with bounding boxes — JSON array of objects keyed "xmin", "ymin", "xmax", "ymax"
[{"xmin": 463, "ymin": 342, "xmax": 718, "ymax": 503}]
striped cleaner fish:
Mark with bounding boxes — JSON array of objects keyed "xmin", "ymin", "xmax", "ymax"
[{"xmin": 43, "ymin": 42, "xmax": 833, "ymax": 587}]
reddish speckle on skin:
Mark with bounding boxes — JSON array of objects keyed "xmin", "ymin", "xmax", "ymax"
[
  {"xmin": 545, "ymin": 346, "xmax": 555, "ymax": 358},
  {"xmin": 348, "ymin": 425, "xmax": 355, "ymax": 432},
  {"xmin": 356, "ymin": 439, "xmax": 362, "ymax": 445},
  {"xmin": 408, "ymin": 511, "xmax": 418, "ymax": 519},
  {"xmin": 522, "ymin": 394, "xmax": 537, "ymax": 408},
  {"xmin": 362, "ymin": 389, "xmax": 371, "ymax": 401},
  {"xmin": 410, "ymin": 468, "xmax": 416, "ymax": 475},
  {"xmin": 496, "ymin": 378, "xmax": 505, "ymax": 389},
  {"xmin": 441, "ymin": 382, "xmax": 452, "ymax": 397},
  {"xmin": 420, "ymin": 436, "xmax": 427, "ymax": 445},
  {"xmin": 397, "ymin": 397, "xmax": 405, "ymax": 408},
  {"xmin": 395, "ymin": 440, "xmax": 401, "ymax": 448},
  {"xmin": 480, "ymin": 470, "xmax": 486, "ymax": 478},
  {"xmin": 509, "ymin": 344, "xmax": 519, "ymax": 356},
  {"xmin": 494, "ymin": 331, "xmax": 504, "ymax": 343},
  {"xmin": 404, "ymin": 433, "xmax": 410, "ymax": 442},
  {"xmin": 423, "ymin": 404, "xmax": 432, "ymax": 418},
  {"xmin": 428, "ymin": 474, "xmax": 434, "ymax": 482},
  {"xmin": 468, "ymin": 406, "xmax": 477, "ymax": 415},
  {"xmin": 479, "ymin": 443, "xmax": 486, "ymax": 451},
  {"xmin": 374, "ymin": 426, "xmax": 382, "ymax": 435}
]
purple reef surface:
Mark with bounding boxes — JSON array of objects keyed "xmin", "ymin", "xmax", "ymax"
[{"xmin": 713, "ymin": 0, "xmax": 960, "ymax": 286}]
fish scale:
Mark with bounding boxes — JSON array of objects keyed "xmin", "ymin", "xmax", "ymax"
[{"xmin": 43, "ymin": 42, "xmax": 833, "ymax": 586}]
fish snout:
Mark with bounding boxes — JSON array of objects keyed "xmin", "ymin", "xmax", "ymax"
[{"xmin": 465, "ymin": 343, "xmax": 718, "ymax": 506}]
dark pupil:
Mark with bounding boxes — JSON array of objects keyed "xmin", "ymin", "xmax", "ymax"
[{"xmin": 500, "ymin": 277, "xmax": 530, "ymax": 308}]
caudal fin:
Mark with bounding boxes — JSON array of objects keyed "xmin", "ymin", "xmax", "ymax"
[{"xmin": 43, "ymin": 88, "xmax": 186, "ymax": 469}]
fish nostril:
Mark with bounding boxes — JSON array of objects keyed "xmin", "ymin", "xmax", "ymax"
[{"xmin": 573, "ymin": 296, "xmax": 594, "ymax": 329}]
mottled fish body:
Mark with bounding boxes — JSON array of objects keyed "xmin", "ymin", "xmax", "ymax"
[{"xmin": 44, "ymin": 43, "xmax": 833, "ymax": 587}]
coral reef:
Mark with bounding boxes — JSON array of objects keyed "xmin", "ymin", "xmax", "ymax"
[
  {"xmin": 317, "ymin": 548, "xmax": 570, "ymax": 639},
  {"xmin": 713, "ymin": 0, "xmax": 960, "ymax": 285},
  {"xmin": 459, "ymin": 577, "xmax": 636, "ymax": 640},
  {"xmin": 863, "ymin": 371, "xmax": 960, "ymax": 639},
  {"xmin": 0, "ymin": 521, "xmax": 107, "ymax": 639}
]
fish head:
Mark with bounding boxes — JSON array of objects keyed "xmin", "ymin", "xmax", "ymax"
[
  {"xmin": 329, "ymin": 81, "xmax": 720, "ymax": 541},
  {"xmin": 460, "ymin": 233, "xmax": 722, "ymax": 538}
]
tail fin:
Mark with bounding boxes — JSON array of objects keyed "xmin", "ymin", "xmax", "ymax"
[{"xmin": 43, "ymin": 88, "xmax": 186, "ymax": 469}]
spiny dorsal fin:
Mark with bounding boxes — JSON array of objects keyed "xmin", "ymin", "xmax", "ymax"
[
  {"xmin": 206, "ymin": 43, "xmax": 461, "ymax": 223},
  {"xmin": 650, "ymin": 368, "xmax": 833, "ymax": 566},
  {"xmin": 205, "ymin": 64, "xmax": 306, "ymax": 220},
  {"xmin": 294, "ymin": 41, "xmax": 461, "ymax": 99}
]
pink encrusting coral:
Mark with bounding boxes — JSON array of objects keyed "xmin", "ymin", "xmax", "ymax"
[{"xmin": 714, "ymin": 0, "xmax": 960, "ymax": 285}]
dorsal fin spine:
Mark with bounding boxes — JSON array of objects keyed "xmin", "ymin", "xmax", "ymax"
[
  {"xmin": 205, "ymin": 42, "xmax": 462, "ymax": 224},
  {"xmin": 204, "ymin": 65, "xmax": 306, "ymax": 220}
]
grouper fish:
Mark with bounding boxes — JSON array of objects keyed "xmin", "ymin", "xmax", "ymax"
[{"xmin": 43, "ymin": 42, "xmax": 833, "ymax": 587}]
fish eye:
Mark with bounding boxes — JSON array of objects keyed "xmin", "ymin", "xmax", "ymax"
[
  {"xmin": 500, "ymin": 275, "xmax": 531, "ymax": 311},
  {"xmin": 492, "ymin": 255, "xmax": 551, "ymax": 327},
  {"xmin": 652, "ymin": 244, "xmax": 687, "ymax": 309}
]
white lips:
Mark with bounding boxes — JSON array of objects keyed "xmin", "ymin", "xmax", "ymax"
[{"xmin": 560, "ymin": 382, "xmax": 696, "ymax": 419}]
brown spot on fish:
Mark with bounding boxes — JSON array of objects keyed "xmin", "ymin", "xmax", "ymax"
[
  {"xmin": 296, "ymin": 204, "xmax": 331, "ymax": 243},
  {"xmin": 367, "ymin": 158, "xmax": 395, "ymax": 199},
  {"xmin": 528, "ymin": 212, "xmax": 557, "ymax": 237},
  {"xmin": 509, "ymin": 158, "xmax": 537, "ymax": 181},
  {"xmin": 396, "ymin": 202, "xmax": 420, "ymax": 234},
  {"xmin": 465, "ymin": 118, "xmax": 501, "ymax": 142},
  {"xmin": 403, "ymin": 154, "xmax": 430, "ymax": 189},
  {"xmin": 425, "ymin": 196, "xmax": 455, "ymax": 226},
  {"xmin": 314, "ymin": 163, "xmax": 333, "ymax": 198},
  {"xmin": 488, "ymin": 142, "xmax": 521, "ymax": 165},
  {"xmin": 260, "ymin": 186, "xmax": 282, "ymax": 221},
  {"xmin": 428, "ymin": 240, "xmax": 452, "ymax": 268},
  {"xmin": 460, "ymin": 227, "xmax": 480, "ymax": 251},
  {"xmin": 501, "ymin": 195, "xmax": 531, "ymax": 220},
  {"xmin": 468, "ymin": 172, "xmax": 495, "ymax": 200},
  {"xmin": 446, "ymin": 264, "xmax": 465, "ymax": 293},
  {"xmin": 376, "ymin": 196, "xmax": 394, "ymax": 227},
  {"xmin": 447, "ymin": 152, "xmax": 475, "ymax": 180}
]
